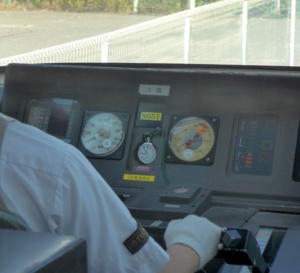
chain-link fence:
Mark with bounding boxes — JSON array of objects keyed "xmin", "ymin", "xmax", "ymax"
[{"xmin": 0, "ymin": 0, "xmax": 298, "ymax": 66}]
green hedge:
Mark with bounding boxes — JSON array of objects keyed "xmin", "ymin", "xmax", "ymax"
[
  {"xmin": 4, "ymin": 0, "xmax": 299, "ymax": 16},
  {"xmin": 10, "ymin": 0, "xmax": 219, "ymax": 13},
  {"xmin": 248, "ymin": 0, "xmax": 300, "ymax": 18},
  {"xmin": 56, "ymin": 0, "xmax": 192, "ymax": 12}
]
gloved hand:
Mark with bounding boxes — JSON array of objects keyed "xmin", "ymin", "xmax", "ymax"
[{"xmin": 164, "ymin": 215, "xmax": 222, "ymax": 270}]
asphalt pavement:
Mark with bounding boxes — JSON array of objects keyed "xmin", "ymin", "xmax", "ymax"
[{"xmin": 0, "ymin": 10, "xmax": 160, "ymax": 58}]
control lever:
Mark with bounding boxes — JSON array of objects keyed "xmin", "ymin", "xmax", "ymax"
[{"xmin": 216, "ymin": 228, "xmax": 269, "ymax": 273}]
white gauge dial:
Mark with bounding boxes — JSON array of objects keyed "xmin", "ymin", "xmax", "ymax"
[
  {"xmin": 137, "ymin": 142, "xmax": 157, "ymax": 164},
  {"xmin": 81, "ymin": 112, "xmax": 125, "ymax": 156}
]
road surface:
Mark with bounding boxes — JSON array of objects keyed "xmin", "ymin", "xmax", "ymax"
[{"xmin": 0, "ymin": 10, "xmax": 160, "ymax": 58}]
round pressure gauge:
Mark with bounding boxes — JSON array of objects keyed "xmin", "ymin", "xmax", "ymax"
[
  {"xmin": 80, "ymin": 112, "xmax": 125, "ymax": 156},
  {"xmin": 137, "ymin": 142, "xmax": 157, "ymax": 165},
  {"xmin": 168, "ymin": 117, "xmax": 216, "ymax": 163}
]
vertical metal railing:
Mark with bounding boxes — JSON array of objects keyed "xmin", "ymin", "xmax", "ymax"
[
  {"xmin": 290, "ymin": 0, "xmax": 296, "ymax": 66},
  {"xmin": 242, "ymin": 0, "xmax": 248, "ymax": 65}
]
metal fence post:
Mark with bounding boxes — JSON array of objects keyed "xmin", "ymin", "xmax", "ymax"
[
  {"xmin": 101, "ymin": 42, "xmax": 109, "ymax": 63},
  {"xmin": 190, "ymin": 0, "xmax": 195, "ymax": 9},
  {"xmin": 134, "ymin": 0, "xmax": 138, "ymax": 12},
  {"xmin": 290, "ymin": 0, "xmax": 296, "ymax": 66},
  {"xmin": 184, "ymin": 17, "xmax": 191, "ymax": 64},
  {"xmin": 242, "ymin": 0, "xmax": 248, "ymax": 65},
  {"xmin": 276, "ymin": 0, "xmax": 281, "ymax": 16}
]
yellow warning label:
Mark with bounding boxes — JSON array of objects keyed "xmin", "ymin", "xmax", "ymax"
[{"xmin": 123, "ymin": 174, "xmax": 155, "ymax": 182}]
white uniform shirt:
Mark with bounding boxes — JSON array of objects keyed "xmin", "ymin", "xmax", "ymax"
[{"xmin": 0, "ymin": 113, "xmax": 169, "ymax": 272}]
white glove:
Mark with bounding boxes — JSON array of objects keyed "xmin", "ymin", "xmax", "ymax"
[{"xmin": 164, "ymin": 215, "xmax": 222, "ymax": 270}]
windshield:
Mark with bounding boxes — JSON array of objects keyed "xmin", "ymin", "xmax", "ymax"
[{"xmin": 0, "ymin": 0, "xmax": 299, "ymax": 66}]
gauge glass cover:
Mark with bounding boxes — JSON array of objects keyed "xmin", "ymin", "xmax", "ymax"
[
  {"xmin": 81, "ymin": 112, "xmax": 125, "ymax": 156},
  {"xmin": 168, "ymin": 117, "xmax": 215, "ymax": 162}
]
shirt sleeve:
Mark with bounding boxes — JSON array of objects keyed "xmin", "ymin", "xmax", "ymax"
[
  {"xmin": 52, "ymin": 144, "xmax": 169, "ymax": 273},
  {"xmin": 0, "ymin": 114, "xmax": 169, "ymax": 273}
]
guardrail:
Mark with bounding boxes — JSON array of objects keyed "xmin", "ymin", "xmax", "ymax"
[{"xmin": 0, "ymin": 0, "xmax": 297, "ymax": 66}]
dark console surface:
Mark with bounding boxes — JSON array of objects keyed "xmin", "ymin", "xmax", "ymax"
[{"xmin": 2, "ymin": 63, "xmax": 300, "ymax": 272}]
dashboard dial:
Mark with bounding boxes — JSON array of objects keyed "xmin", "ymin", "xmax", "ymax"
[
  {"xmin": 81, "ymin": 112, "xmax": 125, "ymax": 156},
  {"xmin": 168, "ymin": 117, "xmax": 216, "ymax": 163},
  {"xmin": 137, "ymin": 142, "xmax": 157, "ymax": 164}
]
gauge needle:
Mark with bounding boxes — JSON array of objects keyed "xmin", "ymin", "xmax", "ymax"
[
  {"xmin": 196, "ymin": 124, "xmax": 207, "ymax": 136},
  {"xmin": 84, "ymin": 136, "xmax": 96, "ymax": 142},
  {"xmin": 185, "ymin": 124, "xmax": 207, "ymax": 146},
  {"xmin": 177, "ymin": 124, "xmax": 207, "ymax": 149}
]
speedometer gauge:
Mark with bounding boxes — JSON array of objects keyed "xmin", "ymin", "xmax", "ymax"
[
  {"xmin": 166, "ymin": 116, "xmax": 219, "ymax": 165},
  {"xmin": 80, "ymin": 111, "xmax": 129, "ymax": 159}
]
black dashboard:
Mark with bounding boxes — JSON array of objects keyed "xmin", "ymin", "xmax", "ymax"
[{"xmin": 2, "ymin": 63, "xmax": 300, "ymax": 273}]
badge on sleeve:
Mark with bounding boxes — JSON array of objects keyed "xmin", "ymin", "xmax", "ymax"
[{"xmin": 123, "ymin": 222, "xmax": 149, "ymax": 254}]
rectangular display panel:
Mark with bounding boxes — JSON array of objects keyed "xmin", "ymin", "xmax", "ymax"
[
  {"xmin": 135, "ymin": 100, "xmax": 165, "ymax": 127},
  {"xmin": 24, "ymin": 98, "xmax": 80, "ymax": 143},
  {"xmin": 232, "ymin": 114, "xmax": 278, "ymax": 176}
]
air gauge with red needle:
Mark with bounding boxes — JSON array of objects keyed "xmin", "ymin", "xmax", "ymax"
[{"xmin": 168, "ymin": 117, "xmax": 216, "ymax": 163}]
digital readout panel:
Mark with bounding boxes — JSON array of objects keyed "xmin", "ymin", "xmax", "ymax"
[
  {"xmin": 24, "ymin": 98, "xmax": 80, "ymax": 143},
  {"xmin": 232, "ymin": 114, "xmax": 278, "ymax": 176},
  {"xmin": 135, "ymin": 100, "xmax": 165, "ymax": 127}
]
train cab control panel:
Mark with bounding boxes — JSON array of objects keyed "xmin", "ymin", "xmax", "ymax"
[{"xmin": 2, "ymin": 63, "xmax": 300, "ymax": 273}]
